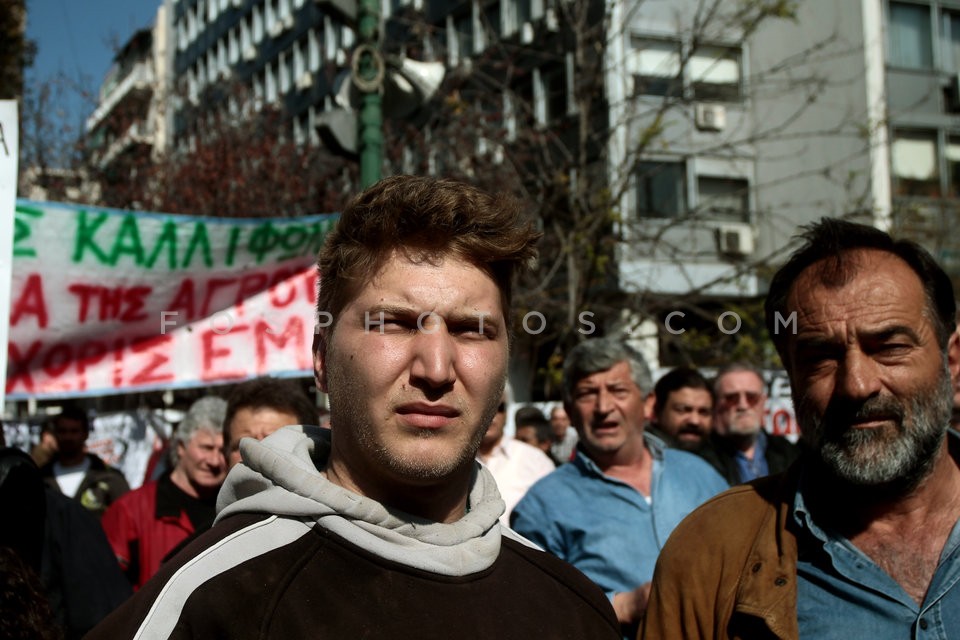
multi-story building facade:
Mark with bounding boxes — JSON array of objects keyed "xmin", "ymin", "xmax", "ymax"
[
  {"xmin": 85, "ymin": 4, "xmax": 172, "ymax": 172},
  {"xmin": 168, "ymin": 0, "xmax": 361, "ymax": 147},
  {"xmin": 880, "ymin": 0, "xmax": 960, "ymax": 283}
]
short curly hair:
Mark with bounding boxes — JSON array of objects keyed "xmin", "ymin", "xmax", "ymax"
[{"xmin": 316, "ymin": 175, "xmax": 540, "ymax": 338}]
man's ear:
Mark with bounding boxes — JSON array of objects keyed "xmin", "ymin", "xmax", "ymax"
[
  {"xmin": 948, "ymin": 328, "xmax": 960, "ymax": 386},
  {"xmin": 313, "ymin": 330, "xmax": 329, "ymax": 393},
  {"xmin": 643, "ymin": 392, "xmax": 656, "ymax": 423}
]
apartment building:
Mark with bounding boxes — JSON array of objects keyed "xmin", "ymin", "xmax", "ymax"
[
  {"xmin": 881, "ymin": 0, "xmax": 960, "ymax": 283},
  {"xmin": 85, "ymin": 7, "xmax": 172, "ymax": 171}
]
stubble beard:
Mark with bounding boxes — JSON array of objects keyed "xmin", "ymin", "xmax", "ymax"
[
  {"xmin": 796, "ymin": 364, "xmax": 952, "ymax": 491},
  {"xmin": 723, "ymin": 411, "xmax": 763, "ymax": 437},
  {"xmin": 332, "ymin": 388, "xmax": 489, "ymax": 483},
  {"xmin": 327, "ymin": 348, "xmax": 502, "ymax": 482}
]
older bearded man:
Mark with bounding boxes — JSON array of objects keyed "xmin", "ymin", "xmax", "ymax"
[{"xmin": 643, "ymin": 218, "xmax": 960, "ymax": 640}]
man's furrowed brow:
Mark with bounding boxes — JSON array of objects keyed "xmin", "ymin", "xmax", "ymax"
[
  {"xmin": 366, "ymin": 304, "xmax": 417, "ymax": 316},
  {"xmin": 861, "ymin": 324, "xmax": 923, "ymax": 344}
]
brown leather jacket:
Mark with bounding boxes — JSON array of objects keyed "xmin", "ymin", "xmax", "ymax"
[{"xmin": 640, "ymin": 466, "xmax": 801, "ymax": 640}]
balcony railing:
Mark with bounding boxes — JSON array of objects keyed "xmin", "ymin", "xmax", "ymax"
[
  {"xmin": 86, "ymin": 62, "xmax": 155, "ymax": 133},
  {"xmin": 95, "ymin": 121, "xmax": 153, "ymax": 169}
]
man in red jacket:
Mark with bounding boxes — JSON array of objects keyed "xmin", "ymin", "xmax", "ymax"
[{"xmin": 101, "ymin": 396, "xmax": 227, "ymax": 589}]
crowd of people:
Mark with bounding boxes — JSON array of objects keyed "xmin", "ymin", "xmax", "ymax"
[{"xmin": 0, "ymin": 175, "xmax": 958, "ymax": 639}]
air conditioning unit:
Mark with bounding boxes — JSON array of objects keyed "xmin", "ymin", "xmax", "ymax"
[
  {"xmin": 242, "ymin": 45, "xmax": 258, "ymax": 61},
  {"xmin": 296, "ymin": 72, "xmax": 313, "ymax": 90},
  {"xmin": 715, "ymin": 223, "xmax": 755, "ymax": 257},
  {"xmin": 695, "ymin": 103, "xmax": 726, "ymax": 132}
]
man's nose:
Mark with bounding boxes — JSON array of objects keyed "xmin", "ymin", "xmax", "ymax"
[
  {"xmin": 595, "ymin": 388, "xmax": 615, "ymax": 415},
  {"xmin": 409, "ymin": 325, "xmax": 457, "ymax": 389},
  {"xmin": 837, "ymin": 349, "xmax": 881, "ymax": 400}
]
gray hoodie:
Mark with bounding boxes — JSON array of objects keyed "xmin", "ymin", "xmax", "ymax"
[{"xmin": 216, "ymin": 424, "xmax": 535, "ymax": 576}]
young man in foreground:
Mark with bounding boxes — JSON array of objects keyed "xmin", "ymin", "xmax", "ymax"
[{"xmin": 88, "ymin": 176, "xmax": 619, "ymax": 639}]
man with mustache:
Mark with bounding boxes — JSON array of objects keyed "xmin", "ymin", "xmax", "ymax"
[
  {"xmin": 642, "ymin": 218, "xmax": 960, "ymax": 639},
  {"xmin": 88, "ymin": 176, "xmax": 620, "ymax": 640},
  {"xmin": 647, "ymin": 366, "xmax": 714, "ymax": 452}
]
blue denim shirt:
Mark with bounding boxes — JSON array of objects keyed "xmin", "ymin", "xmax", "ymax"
[
  {"xmin": 794, "ymin": 470, "xmax": 960, "ymax": 639},
  {"xmin": 735, "ymin": 428, "xmax": 770, "ymax": 482},
  {"xmin": 510, "ymin": 433, "xmax": 728, "ymax": 598}
]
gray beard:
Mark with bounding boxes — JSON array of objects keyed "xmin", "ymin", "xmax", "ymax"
[{"xmin": 796, "ymin": 363, "xmax": 952, "ymax": 489}]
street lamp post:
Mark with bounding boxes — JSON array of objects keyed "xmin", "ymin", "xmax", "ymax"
[{"xmin": 354, "ymin": 0, "xmax": 382, "ymax": 188}]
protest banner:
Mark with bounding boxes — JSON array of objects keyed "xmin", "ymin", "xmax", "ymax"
[
  {"xmin": 0, "ymin": 101, "xmax": 19, "ymax": 414},
  {"xmin": 7, "ymin": 201, "xmax": 337, "ymax": 399}
]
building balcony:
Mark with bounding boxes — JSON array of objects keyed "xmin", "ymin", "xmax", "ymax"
[
  {"xmin": 94, "ymin": 121, "xmax": 154, "ymax": 169},
  {"xmin": 891, "ymin": 196, "xmax": 960, "ymax": 284},
  {"xmin": 86, "ymin": 61, "xmax": 156, "ymax": 134}
]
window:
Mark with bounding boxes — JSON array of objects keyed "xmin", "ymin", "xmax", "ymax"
[
  {"xmin": 511, "ymin": 73, "xmax": 535, "ymax": 129},
  {"xmin": 483, "ymin": 2, "xmax": 501, "ymax": 45},
  {"xmin": 309, "ymin": 28, "xmax": 321, "ymax": 70},
  {"xmin": 629, "ymin": 38, "xmax": 681, "ymax": 97},
  {"xmin": 279, "ymin": 53, "xmax": 291, "ymax": 94},
  {"xmin": 294, "ymin": 113, "xmax": 307, "ymax": 145},
  {"xmin": 689, "ymin": 46, "xmax": 740, "ymax": 101},
  {"xmin": 228, "ymin": 28, "xmax": 239, "ymax": 64},
  {"xmin": 207, "ymin": 49, "xmax": 217, "ymax": 82},
  {"xmin": 455, "ymin": 13, "xmax": 474, "ymax": 61},
  {"xmin": 187, "ymin": 8, "xmax": 198, "ymax": 42},
  {"xmin": 266, "ymin": 62, "xmax": 277, "ymax": 102},
  {"xmin": 637, "ymin": 162, "xmax": 686, "ymax": 218},
  {"xmin": 266, "ymin": 0, "xmax": 277, "ymax": 35},
  {"xmin": 889, "ymin": 2, "xmax": 933, "ymax": 69},
  {"xmin": 187, "ymin": 68, "xmax": 199, "ymax": 101},
  {"xmin": 217, "ymin": 39, "xmax": 228, "ymax": 76},
  {"xmin": 516, "ymin": 0, "xmax": 532, "ymax": 25},
  {"xmin": 541, "ymin": 64, "xmax": 568, "ymax": 123},
  {"xmin": 241, "ymin": 16, "xmax": 252, "ymax": 51},
  {"xmin": 892, "ymin": 130, "xmax": 940, "ymax": 196},
  {"xmin": 253, "ymin": 5, "xmax": 264, "ymax": 41},
  {"xmin": 324, "ymin": 17, "xmax": 338, "ymax": 61},
  {"xmin": 293, "ymin": 38, "xmax": 306, "ymax": 78},
  {"xmin": 697, "ymin": 176, "xmax": 749, "ymax": 221},
  {"xmin": 942, "ymin": 10, "xmax": 960, "ymax": 73},
  {"xmin": 948, "ymin": 137, "xmax": 960, "ymax": 196},
  {"xmin": 177, "ymin": 20, "xmax": 189, "ymax": 51}
]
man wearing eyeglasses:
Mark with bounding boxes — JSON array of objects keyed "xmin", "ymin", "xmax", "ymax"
[{"xmin": 698, "ymin": 363, "xmax": 799, "ymax": 485}]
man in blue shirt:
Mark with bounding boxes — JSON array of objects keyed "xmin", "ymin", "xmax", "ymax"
[
  {"xmin": 643, "ymin": 218, "xmax": 960, "ymax": 639},
  {"xmin": 510, "ymin": 338, "xmax": 727, "ymax": 637}
]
